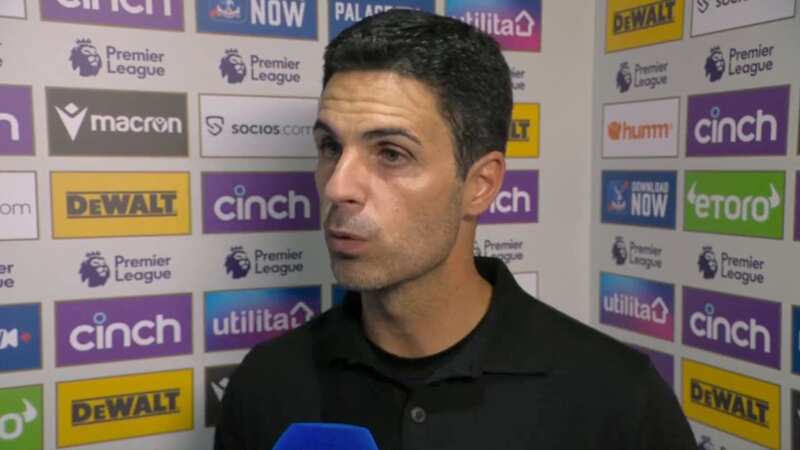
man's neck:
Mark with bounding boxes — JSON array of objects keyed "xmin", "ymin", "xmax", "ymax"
[{"xmin": 359, "ymin": 252, "xmax": 492, "ymax": 358}]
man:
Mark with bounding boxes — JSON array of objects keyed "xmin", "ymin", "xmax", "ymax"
[{"xmin": 215, "ymin": 10, "xmax": 696, "ymax": 450}]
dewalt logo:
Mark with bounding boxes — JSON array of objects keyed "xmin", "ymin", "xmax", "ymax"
[
  {"xmin": 57, "ymin": 369, "xmax": 193, "ymax": 447},
  {"xmin": 51, "ymin": 172, "xmax": 191, "ymax": 238},
  {"xmin": 606, "ymin": 0, "xmax": 684, "ymax": 53},
  {"xmin": 506, "ymin": 103, "xmax": 540, "ymax": 158}
]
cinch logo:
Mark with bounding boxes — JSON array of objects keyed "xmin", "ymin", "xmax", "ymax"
[
  {"xmin": 41, "ymin": 0, "xmax": 183, "ymax": 30},
  {"xmin": 197, "ymin": 0, "xmax": 317, "ymax": 39},
  {"xmin": 612, "ymin": 236, "xmax": 663, "ymax": 270},
  {"xmin": 697, "ymin": 245, "xmax": 766, "ymax": 286},
  {"xmin": 0, "ymin": 304, "xmax": 41, "ymax": 373},
  {"xmin": 615, "ymin": 60, "xmax": 669, "ymax": 93},
  {"xmin": 683, "ymin": 359, "xmax": 779, "ymax": 449},
  {"xmin": 602, "ymin": 97, "xmax": 679, "ymax": 158},
  {"xmin": 69, "ymin": 38, "xmax": 167, "ymax": 80},
  {"xmin": 692, "ymin": 0, "xmax": 795, "ymax": 37},
  {"xmin": 205, "ymin": 364, "xmax": 237, "ymax": 427},
  {"xmin": 0, "ymin": 0, "xmax": 26, "ymax": 18},
  {"xmin": 202, "ymin": 172, "xmax": 319, "ymax": 233},
  {"xmin": 704, "ymin": 43, "xmax": 777, "ymax": 83},
  {"xmin": 78, "ymin": 250, "xmax": 173, "ymax": 287},
  {"xmin": 683, "ymin": 287, "xmax": 780, "ymax": 368},
  {"xmin": 57, "ymin": 369, "xmax": 193, "ymax": 447},
  {"xmin": 684, "ymin": 171, "xmax": 785, "ymax": 239},
  {"xmin": 447, "ymin": 0, "xmax": 541, "ymax": 52},
  {"xmin": 601, "ymin": 171, "xmax": 676, "ymax": 229},
  {"xmin": 205, "ymin": 286, "xmax": 321, "ymax": 351},
  {"xmin": 506, "ymin": 103, "xmax": 540, "ymax": 158},
  {"xmin": 686, "ymin": 85, "xmax": 790, "ymax": 157},
  {"xmin": 217, "ymin": 48, "xmax": 302, "ymax": 86},
  {"xmin": 599, "ymin": 272, "xmax": 674, "ymax": 341},
  {"xmin": 791, "ymin": 307, "xmax": 800, "ymax": 375},
  {"xmin": 223, "ymin": 246, "xmax": 305, "ymax": 278},
  {"xmin": 479, "ymin": 170, "xmax": 538, "ymax": 224},
  {"xmin": 0, "ymin": 385, "xmax": 43, "ymax": 449},
  {"xmin": 0, "ymin": 85, "xmax": 34, "ymax": 156},
  {"xmin": 606, "ymin": 0, "xmax": 684, "ymax": 52},
  {"xmin": 200, "ymin": 94, "xmax": 317, "ymax": 158},
  {"xmin": 51, "ymin": 172, "xmax": 191, "ymax": 239},
  {"xmin": 474, "ymin": 237, "xmax": 525, "ymax": 266},
  {"xmin": 46, "ymin": 87, "xmax": 188, "ymax": 157},
  {"xmin": 329, "ymin": 0, "xmax": 434, "ymax": 40},
  {"xmin": 0, "ymin": 172, "xmax": 38, "ymax": 241},
  {"xmin": 56, "ymin": 294, "xmax": 191, "ymax": 367}
]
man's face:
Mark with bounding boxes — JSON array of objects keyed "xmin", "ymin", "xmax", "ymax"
[{"xmin": 314, "ymin": 71, "xmax": 464, "ymax": 291}]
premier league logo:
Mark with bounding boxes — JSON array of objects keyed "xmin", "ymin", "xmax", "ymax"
[
  {"xmin": 698, "ymin": 246, "xmax": 718, "ymax": 279},
  {"xmin": 704, "ymin": 46, "xmax": 725, "ymax": 82},
  {"xmin": 616, "ymin": 62, "xmax": 632, "ymax": 93},
  {"xmin": 70, "ymin": 38, "xmax": 102, "ymax": 77},
  {"xmin": 612, "ymin": 237, "xmax": 627, "ymax": 265},
  {"xmin": 79, "ymin": 251, "xmax": 110, "ymax": 287},
  {"xmin": 219, "ymin": 49, "xmax": 246, "ymax": 84},
  {"xmin": 225, "ymin": 246, "xmax": 251, "ymax": 279}
]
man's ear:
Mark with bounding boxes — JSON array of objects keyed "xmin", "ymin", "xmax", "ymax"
[{"xmin": 462, "ymin": 150, "xmax": 506, "ymax": 217}]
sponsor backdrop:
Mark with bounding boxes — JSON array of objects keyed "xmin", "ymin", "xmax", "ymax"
[
  {"xmin": 593, "ymin": 1, "xmax": 799, "ymax": 449},
  {"xmin": 0, "ymin": 0, "xmax": 602, "ymax": 449}
]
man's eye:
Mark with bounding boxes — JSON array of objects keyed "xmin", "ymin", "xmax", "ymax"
[
  {"xmin": 317, "ymin": 138, "xmax": 342, "ymax": 159},
  {"xmin": 379, "ymin": 148, "xmax": 406, "ymax": 164}
]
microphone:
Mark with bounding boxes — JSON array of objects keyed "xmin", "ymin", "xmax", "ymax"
[{"xmin": 272, "ymin": 423, "xmax": 379, "ymax": 450}]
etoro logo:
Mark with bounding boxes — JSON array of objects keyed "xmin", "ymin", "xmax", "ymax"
[
  {"xmin": 197, "ymin": 0, "xmax": 318, "ymax": 39},
  {"xmin": 606, "ymin": 0, "xmax": 684, "ymax": 53},
  {"xmin": 684, "ymin": 171, "xmax": 785, "ymax": 239},
  {"xmin": 0, "ymin": 385, "xmax": 42, "ymax": 449},
  {"xmin": 683, "ymin": 287, "xmax": 780, "ymax": 368},
  {"xmin": 446, "ymin": 0, "xmax": 541, "ymax": 52}
]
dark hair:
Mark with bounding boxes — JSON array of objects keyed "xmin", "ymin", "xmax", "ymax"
[{"xmin": 323, "ymin": 9, "xmax": 513, "ymax": 179}]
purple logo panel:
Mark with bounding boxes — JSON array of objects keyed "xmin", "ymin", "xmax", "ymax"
[
  {"xmin": 795, "ymin": 172, "xmax": 799, "ymax": 242},
  {"xmin": 630, "ymin": 344, "xmax": 674, "ymax": 388},
  {"xmin": 0, "ymin": 85, "xmax": 34, "ymax": 156},
  {"xmin": 41, "ymin": 0, "xmax": 183, "ymax": 30},
  {"xmin": 687, "ymin": 85, "xmax": 789, "ymax": 157},
  {"xmin": 479, "ymin": 170, "xmax": 538, "ymax": 224},
  {"xmin": 202, "ymin": 172, "xmax": 320, "ymax": 233},
  {"xmin": 56, "ymin": 293, "xmax": 192, "ymax": 366},
  {"xmin": 683, "ymin": 286, "xmax": 780, "ymax": 369}
]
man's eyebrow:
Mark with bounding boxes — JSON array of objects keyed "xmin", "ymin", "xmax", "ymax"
[
  {"xmin": 313, "ymin": 120, "xmax": 336, "ymax": 136},
  {"xmin": 363, "ymin": 128, "xmax": 422, "ymax": 146}
]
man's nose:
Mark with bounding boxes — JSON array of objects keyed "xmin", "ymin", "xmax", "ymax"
[{"xmin": 322, "ymin": 148, "xmax": 368, "ymax": 207}]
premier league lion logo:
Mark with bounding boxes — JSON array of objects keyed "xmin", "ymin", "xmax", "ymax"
[
  {"xmin": 704, "ymin": 46, "xmax": 725, "ymax": 82},
  {"xmin": 698, "ymin": 246, "xmax": 718, "ymax": 279},
  {"xmin": 79, "ymin": 251, "xmax": 110, "ymax": 287},
  {"xmin": 225, "ymin": 246, "xmax": 251, "ymax": 279},
  {"xmin": 219, "ymin": 49, "xmax": 246, "ymax": 84},
  {"xmin": 612, "ymin": 237, "xmax": 627, "ymax": 265},
  {"xmin": 616, "ymin": 62, "xmax": 632, "ymax": 93},
  {"xmin": 70, "ymin": 38, "xmax": 102, "ymax": 77}
]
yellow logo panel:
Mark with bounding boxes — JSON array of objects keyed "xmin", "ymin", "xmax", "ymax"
[
  {"xmin": 682, "ymin": 359, "xmax": 779, "ymax": 449},
  {"xmin": 507, "ymin": 103, "xmax": 540, "ymax": 158},
  {"xmin": 51, "ymin": 172, "xmax": 191, "ymax": 238},
  {"xmin": 57, "ymin": 369, "xmax": 193, "ymax": 447},
  {"xmin": 606, "ymin": 0, "xmax": 685, "ymax": 53}
]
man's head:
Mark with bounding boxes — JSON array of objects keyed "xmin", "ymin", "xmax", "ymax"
[{"xmin": 315, "ymin": 10, "xmax": 511, "ymax": 291}]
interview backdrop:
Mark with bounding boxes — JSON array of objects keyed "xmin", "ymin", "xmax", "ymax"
[
  {"xmin": 591, "ymin": 1, "xmax": 800, "ymax": 449},
  {"xmin": 0, "ymin": 0, "xmax": 598, "ymax": 448}
]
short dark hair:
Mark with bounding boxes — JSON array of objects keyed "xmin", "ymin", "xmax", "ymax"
[{"xmin": 323, "ymin": 9, "xmax": 513, "ymax": 179}]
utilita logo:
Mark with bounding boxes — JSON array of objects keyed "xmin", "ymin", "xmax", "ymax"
[
  {"xmin": 205, "ymin": 286, "xmax": 321, "ymax": 351},
  {"xmin": 78, "ymin": 250, "xmax": 173, "ymax": 288},
  {"xmin": 202, "ymin": 172, "xmax": 319, "ymax": 233},
  {"xmin": 0, "ymin": 304, "xmax": 41, "ymax": 373},
  {"xmin": 683, "ymin": 286, "xmax": 780, "ymax": 368},
  {"xmin": 599, "ymin": 272, "xmax": 674, "ymax": 341},
  {"xmin": 687, "ymin": 85, "xmax": 789, "ymax": 157},
  {"xmin": 479, "ymin": 170, "xmax": 538, "ymax": 224},
  {"xmin": 41, "ymin": 0, "xmax": 183, "ymax": 30},
  {"xmin": 197, "ymin": 0, "xmax": 317, "ymax": 39},
  {"xmin": 56, "ymin": 294, "xmax": 192, "ymax": 367},
  {"xmin": 447, "ymin": 0, "xmax": 541, "ymax": 52},
  {"xmin": 697, "ymin": 245, "xmax": 766, "ymax": 286},
  {"xmin": 224, "ymin": 246, "xmax": 304, "ymax": 278},
  {"xmin": 0, "ymin": 85, "xmax": 34, "ymax": 156},
  {"xmin": 612, "ymin": 236, "xmax": 663, "ymax": 270},
  {"xmin": 69, "ymin": 38, "xmax": 167, "ymax": 80},
  {"xmin": 601, "ymin": 171, "xmax": 677, "ymax": 229},
  {"xmin": 704, "ymin": 43, "xmax": 776, "ymax": 83},
  {"xmin": 615, "ymin": 60, "xmax": 668, "ymax": 93},
  {"xmin": 218, "ymin": 48, "xmax": 302, "ymax": 86}
]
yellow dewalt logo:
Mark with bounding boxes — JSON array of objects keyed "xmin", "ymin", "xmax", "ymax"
[
  {"xmin": 506, "ymin": 103, "xmax": 540, "ymax": 158},
  {"xmin": 606, "ymin": 0, "xmax": 684, "ymax": 53}
]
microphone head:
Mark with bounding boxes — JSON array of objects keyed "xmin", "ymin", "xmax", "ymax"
[{"xmin": 273, "ymin": 423, "xmax": 379, "ymax": 450}]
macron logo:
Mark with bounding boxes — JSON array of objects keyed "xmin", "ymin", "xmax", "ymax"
[{"xmin": 55, "ymin": 103, "xmax": 88, "ymax": 141}]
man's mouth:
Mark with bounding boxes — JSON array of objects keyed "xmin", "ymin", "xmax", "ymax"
[{"xmin": 325, "ymin": 229, "xmax": 369, "ymax": 256}]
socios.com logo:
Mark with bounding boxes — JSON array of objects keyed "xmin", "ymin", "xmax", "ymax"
[
  {"xmin": 599, "ymin": 272, "xmax": 674, "ymax": 341},
  {"xmin": 447, "ymin": 0, "xmax": 541, "ymax": 52},
  {"xmin": 684, "ymin": 171, "xmax": 785, "ymax": 239},
  {"xmin": 0, "ymin": 385, "xmax": 43, "ymax": 449},
  {"xmin": 41, "ymin": 0, "xmax": 184, "ymax": 30},
  {"xmin": 197, "ymin": 0, "xmax": 317, "ymax": 39},
  {"xmin": 601, "ymin": 171, "xmax": 677, "ymax": 229},
  {"xmin": 0, "ymin": 304, "xmax": 41, "ymax": 373},
  {"xmin": 692, "ymin": 0, "xmax": 795, "ymax": 37}
]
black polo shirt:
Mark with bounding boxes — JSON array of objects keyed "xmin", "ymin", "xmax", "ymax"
[{"xmin": 215, "ymin": 257, "xmax": 697, "ymax": 450}]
